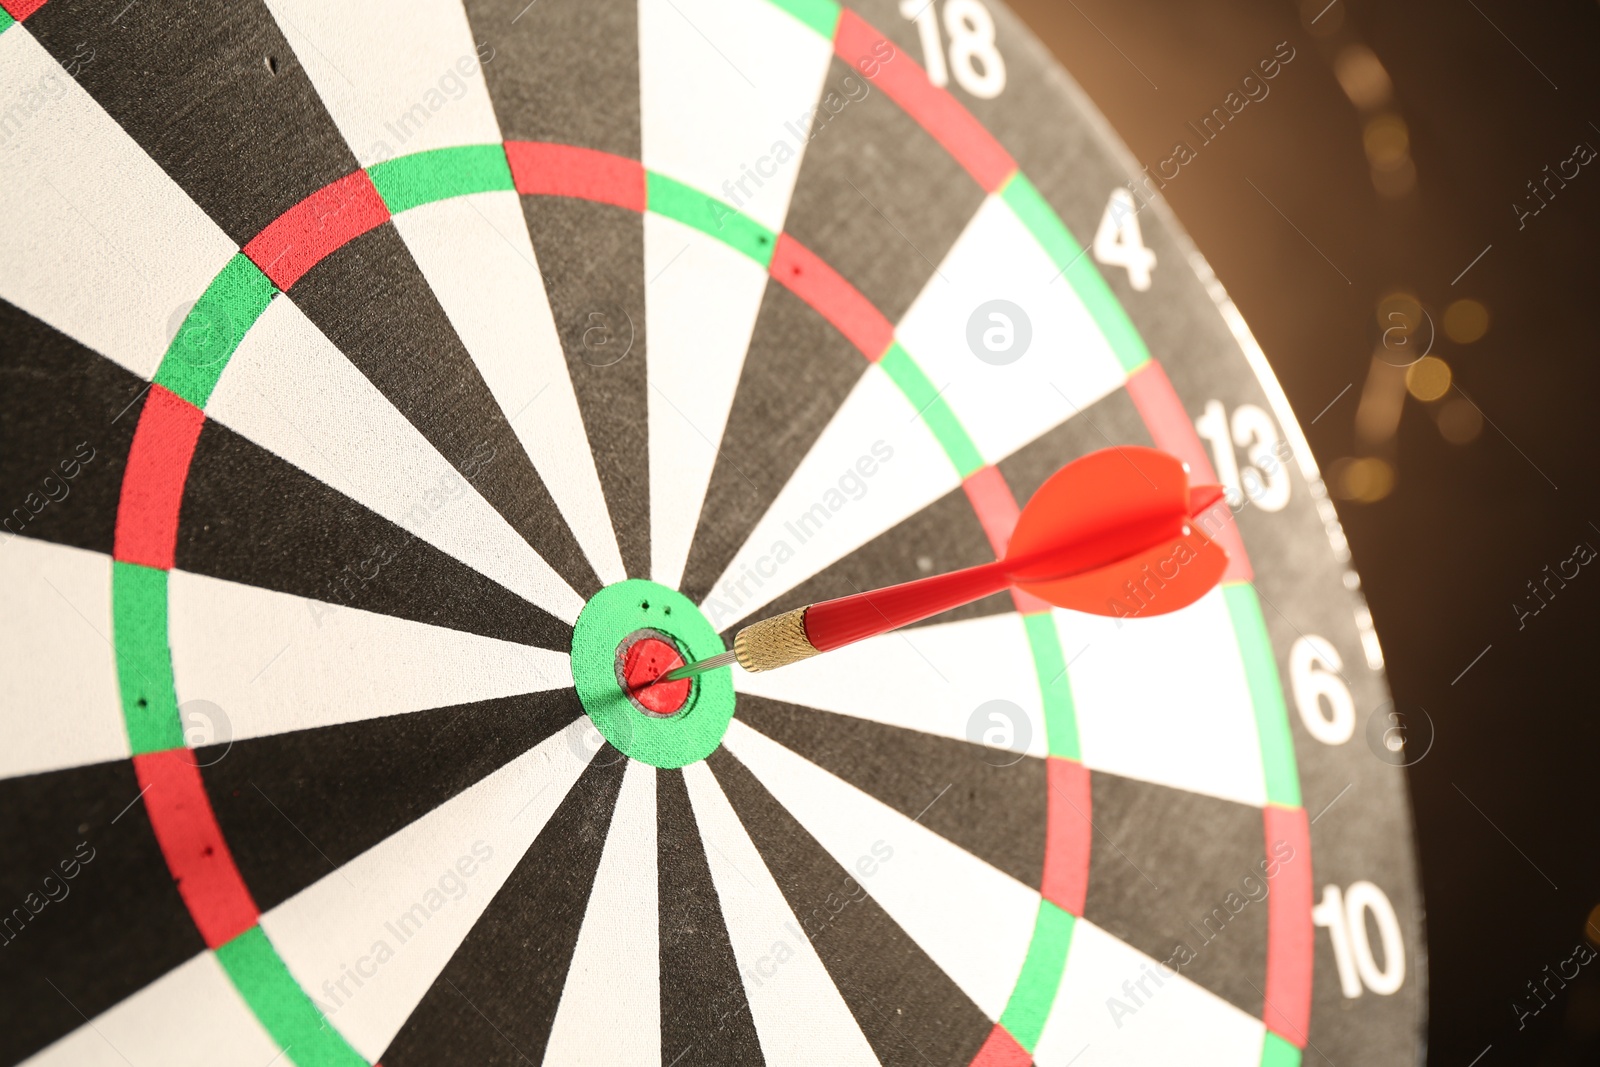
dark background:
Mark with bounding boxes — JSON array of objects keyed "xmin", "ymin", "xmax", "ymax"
[{"xmin": 1006, "ymin": 0, "xmax": 1600, "ymax": 1062}]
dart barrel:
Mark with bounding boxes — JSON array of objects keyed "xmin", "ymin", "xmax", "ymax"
[{"xmin": 733, "ymin": 608, "xmax": 820, "ymax": 672}]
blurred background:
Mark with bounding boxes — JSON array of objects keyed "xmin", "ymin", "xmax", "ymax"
[{"xmin": 1004, "ymin": 0, "xmax": 1600, "ymax": 1061}]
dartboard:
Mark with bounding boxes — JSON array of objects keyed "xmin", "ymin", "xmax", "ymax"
[{"xmin": 0, "ymin": 0, "xmax": 1424, "ymax": 1064}]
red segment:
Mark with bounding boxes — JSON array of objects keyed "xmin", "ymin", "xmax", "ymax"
[
  {"xmin": 769, "ymin": 233, "xmax": 894, "ymax": 360},
  {"xmin": 834, "ymin": 10, "xmax": 1016, "ymax": 193},
  {"xmin": 1, "ymin": 0, "xmax": 48, "ymax": 20},
  {"xmin": 968, "ymin": 1023, "xmax": 1031, "ymax": 1067},
  {"xmin": 1042, "ymin": 757, "xmax": 1091, "ymax": 915},
  {"xmin": 1124, "ymin": 362, "xmax": 1252, "ymax": 582},
  {"xmin": 622, "ymin": 636, "xmax": 690, "ymax": 715},
  {"xmin": 114, "ymin": 385, "xmax": 205, "ymax": 571},
  {"xmin": 243, "ymin": 170, "xmax": 389, "ymax": 290},
  {"xmin": 134, "ymin": 749, "xmax": 260, "ymax": 949},
  {"xmin": 505, "ymin": 141, "xmax": 646, "ymax": 212},
  {"xmin": 961, "ymin": 465, "xmax": 1049, "ymax": 613},
  {"xmin": 963, "ymin": 465, "xmax": 1021, "ymax": 557},
  {"xmin": 1262, "ymin": 805, "xmax": 1314, "ymax": 1046}
]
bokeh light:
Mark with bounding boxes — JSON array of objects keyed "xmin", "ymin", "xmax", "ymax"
[
  {"xmin": 1435, "ymin": 397, "xmax": 1484, "ymax": 444},
  {"xmin": 1372, "ymin": 156, "xmax": 1417, "ymax": 198},
  {"xmin": 1406, "ymin": 356, "xmax": 1452, "ymax": 401},
  {"xmin": 1443, "ymin": 299, "xmax": 1490, "ymax": 343},
  {"xmin": 1330, "ymin": 456, "xmax": 1397, "ymax": 502},
  {"xmin": 1364, "ymin": 114, "xmax": 1410, "ymax": 169},
  {"xmin": 1334, "ymin": 45, "xmax": 1393, "ymax": 110}
]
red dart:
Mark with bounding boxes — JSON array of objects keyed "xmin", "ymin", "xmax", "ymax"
[{"xmin": 657, "ymin": 446, "xmax": 1229, "ymax": 683}]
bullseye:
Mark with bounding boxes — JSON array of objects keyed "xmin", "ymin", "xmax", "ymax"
[
  {"xmin": 617, "ymin": 631, "xmax": 690, "ymax": 715},
  {"xmin": 570, "ymin": 580, "xmax": 735, "ymax": 768}
]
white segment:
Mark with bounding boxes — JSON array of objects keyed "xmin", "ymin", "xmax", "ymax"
[
  {"xmin": 22, "ymin": 951, "xmax": 280, "ymax": 1067},
  {"xmin": 0, "ymin": 29, "xmax": 236, "ymax": 380},
  {"xmin": 639, "ymin": 0, "xmax": 833, "ymax": 232},
  {"xmin": 265, "ymin": 0, "xmax": 627, "ymax": 585},
  {"xmin": 1033, "ymin": 918, "xmax": 1264, "ymax": 1067},
  {"xmin": 1053, "ymin": 587, "xmax": 1267, "ymax": 807},
  {"xmin": 263, "ymin": 0, "xmax": 500, "ymax": 165},
  {"xmin": 721, "ymin": 719, "xmax": 1036, "ymax": 1020},
  {"xmin": 206, "ymin": 296, "xmax": 584, "ymax": 622},
  {"xmin": 0, "ymin": 538, "xmax": 128, "ymax": 779},
  {"xmin": 646, "ymin": 214, "xmax": 770, "ymax": 590},
  {"xmin": 544, "ymin": 760, "xmax": 660, "ymax": 1066},
  {"xmin": 260, "ymin": 720, "xmax": 596, "ymax": 1064},
  {"xmin": 393, "ymin": 195, "xmax": 626, "ymax": 586},
  {"xmin": 168, "ymin": 569, "xmax": 569, "ymax": 742},
  {"xmin": 735, "ymin": 612, "xmax": 1047, "ymax": 759},
  {"xmin": 896, "ymin": 195, "xmax": 1127, "ymax": 463},
  {"xmin": 683, "ymin": 762, "xmax": 878, "ymax": 1066},
  {"xmin": 700, "ymin": 367, "xmax": 958, "ymax": 630}
]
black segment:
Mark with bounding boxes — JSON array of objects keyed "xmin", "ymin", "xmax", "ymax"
[
  {"xmin": 465, "ymin": 0, "xmax": 649, "ymax": 577},
  {"xmin": 658, "ymin": 769, "xmax": 765, "ymax": 1066},
  {"xmin": 382, "ymin": 749, "xmax": 627, "ymax": 1067},
  {"xmin": 465, "ymin": 0, "xmax": 640, "ymax": 159},
  {"xmin": 0, "ymin": 301, "xmax": 146, "ymax": 553},
  {"xmin": 1082, "ymin": 771, "xmax": 1270, "ymax": 1017},
  {"xmin": 289, "ymin": 226, "xmax": 600, "ymax": 596},
  {"xmin": 0, "ymin": 762, "xmax": 205, "ymax": 1066},
  {"xmin": 681, "ymin": 280, "xmax": 868, "ymax": 608},
  {"xmin": 727, "ymin": 486, "xmax": 1011, "ymax": 637},
  {"xmin": 177, "ymin": 418, "xmax": 571, "ymax": 649},
  {"xmin": 28, "ymin": 0, "xmax": 357, "ymax": 243},
  {"xmin": 782, "ymin": 56, "xmax": 985, "ymax": 324},
  {"xmin": 199, "ymin": 691, "xmax": 582, "ymax": 911},
  {"xmin": 737, "ymin": 697, "xmax": 1046, "ymax": 890},
  {"xmin": 709, "ymin": 748, "xmax": 992, "ymax": 1067},
  {"xmin": 997, "ymin": 386, "xmax": 1155, "ymax": 503},
  {"xmin": 517, "ymin": 198, "xmax": 650, "ymax": 578}
]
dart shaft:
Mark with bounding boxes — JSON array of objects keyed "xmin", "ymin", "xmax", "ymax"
[
  {"xmin": 657, "ymin": 561, "xmax": 1015, "ymax": 682},
  {"xmin": 658, "ymin": 649, "xmax": 738, "ymax": 682},
  {"xmin": 804, "ymin": 560, "xmax": 1013, "ymax": 652}
]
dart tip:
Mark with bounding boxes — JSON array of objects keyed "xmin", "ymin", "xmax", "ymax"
[{"xmin": 651, "ymin": 649, "xmax": 739, "ymax": 685}]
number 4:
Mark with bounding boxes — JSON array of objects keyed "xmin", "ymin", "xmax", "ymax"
[{"xmin": 1093, "ymin": 188, "xmax": 1156, "ymax": 291}]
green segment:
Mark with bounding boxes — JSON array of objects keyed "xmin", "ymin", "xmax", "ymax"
[
  {"xmin": 1022, "ymin": 611, "xmax": 1079, "ymax": 760},
  {"xmin": 367, "ymin": 143, "xmax": 514, "ymax": 214},
  {"xmin": 879, "ymin": 343, "xmax": 984, "ymax": 478},
  {"xmin": 766, "ymin": 0, "xmax": 839, "ymax": 38},
  {"xmin": 0, "ymin": 10, "xmax": 15, "ymax": 34},
  {"xmin": 646, "ymin": 171, "xmax": 778, "ymax": 267},
  {"xmin": 152, "ymin": 254, "xmax": 275, "ymax": 408},
  {"xmin": 1260, "ymin": 1031, "xmax": 1303, "ymax": 1067},
  {"xmin": 998, "ymin": 900, "xmax": 1075, "ymax": 1049},
  {"xmin": 1000, "ymin": 173, "xmax": 1150, "ymax": 375},
  {"xmin": 1225, "ymin": 583, "xmax": 1301, "ymax": 807},
  {"xmin": 217, "ymin": 926, "xmax": 367, "ymax": 1067},
  {"xmin": 572, "ymin": 580, "xmax": 736, "ymax": 769},
  {"xmin": 111, "ymin": 562, "xmax": 183, "ymax": 754}
]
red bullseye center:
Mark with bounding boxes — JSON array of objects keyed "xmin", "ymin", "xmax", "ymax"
[{"xmin": 620, "ymin": 634, "xmax": 690, "ymax": 716}]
